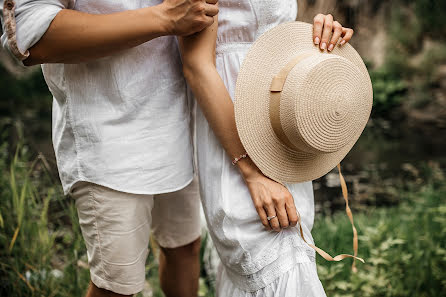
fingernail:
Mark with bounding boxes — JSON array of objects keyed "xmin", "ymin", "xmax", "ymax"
[
  {"xmin": 320, "ymin": 42, "xmax": 327, "ymax": 50},
  {"xmin": 328, "ymin": 44, "xmax": 334, "ymax": 51},
  {"xmin": 314, "ymin": 37, "xmax": 320, "ymax": 45},
  {"xmin": 340, "ymin": 40, "xmax": 346, "ymax": 46}
]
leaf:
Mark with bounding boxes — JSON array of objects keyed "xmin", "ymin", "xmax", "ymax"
[{"xmin": 9, "ymin": 226, "xmax": 20, "ymax": 252}]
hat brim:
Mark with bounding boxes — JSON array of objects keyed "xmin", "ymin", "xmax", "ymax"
[{"xmin": 234, "ymin": 21, "xmax": 373, "ymax": 183}]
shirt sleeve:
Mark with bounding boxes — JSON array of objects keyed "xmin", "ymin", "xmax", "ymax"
[{"xmin": 0, "ymin": 0, "xmax": 75, "ymax": 63}]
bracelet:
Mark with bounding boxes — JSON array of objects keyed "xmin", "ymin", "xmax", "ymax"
[{"xmin": 232, "ymin": 153, "xmax": 248, "ymax": 165}]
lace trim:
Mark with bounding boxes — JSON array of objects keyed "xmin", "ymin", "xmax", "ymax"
[
  {"xmin": 228, "ymin": 233, "xmax": 315, "ymax": 275},
  {"xmin": 224, "ymin": 247, "xmax": 315, "ymax": 292}
]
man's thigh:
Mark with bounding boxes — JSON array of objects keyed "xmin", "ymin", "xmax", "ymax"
[
  {"xmin": 151, "ymin": 177, "xmax": 201, "ymax": 248},
  {"xmin": 70, "ymin": 182, "xmax": 154, "ymax": 296}
]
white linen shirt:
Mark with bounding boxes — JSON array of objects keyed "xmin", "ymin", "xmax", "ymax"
[{"xmin": 0, "ymin": 0, "xmax": 195, "ymax": 195}]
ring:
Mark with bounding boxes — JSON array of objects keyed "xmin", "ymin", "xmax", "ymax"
[{"xmin": 267, "ymin": 215, "xmax": 277, "ymax": 221}]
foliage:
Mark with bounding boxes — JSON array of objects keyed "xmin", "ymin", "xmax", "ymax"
[
  {"xmin": 0, "ymin": 65, "xmax": 53, "ymax": 148},
  {"xmin": 367, "ymin": 0, "xmax": 446, "ymax": 117},
  {"xmin": 369, "ymin": 66, "xmax": 408, "ymax": 116},
  {"xmin": 410, "ymin": 0, "xmax": 446, "ymax": 40},
  {"xmin": 0, "ymin": 125, "xmax": 90, "ymax": 297},
  {"xmin": 314, "ymin": 164, "xmax": 446, "ymax": 297},
  {"xmin": 0, "ymin": 64, "xmax": 52, "ymax": 117}
]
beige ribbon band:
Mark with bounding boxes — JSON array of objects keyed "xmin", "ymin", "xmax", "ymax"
[
  {"xmin": 269, "ymin": 52, "xmax": 314, "ymax": 150},
  {"xmin": 269, "ymin": 53, "xmax": 364, "ymax": 270},
  {"xmin": 293, "ymin": 164, "xmax": 364, "ymax": 271}
]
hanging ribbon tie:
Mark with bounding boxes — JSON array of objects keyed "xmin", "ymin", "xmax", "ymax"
[{"xmin": 294, "ymin": 163, "xmax": 363, "ymax": 271}]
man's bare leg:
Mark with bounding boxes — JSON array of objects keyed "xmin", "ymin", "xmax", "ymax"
[
  {"xmin": 159, "ymin": 237, "xmax": 201, "ymax": 297},
  {"xmin": 85, "ymin": 281, "xmax": 132, "ymax": 297}
]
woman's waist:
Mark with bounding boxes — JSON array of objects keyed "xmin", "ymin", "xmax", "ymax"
[{"xmin": 216, "ymin": 41, "xmax": 253, "ymax": 55}]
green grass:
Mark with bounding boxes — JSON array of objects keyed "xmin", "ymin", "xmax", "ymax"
[
  {"xmin": 314, "ymin": 166, "xmax": 446, "ymax": 297},
  {"xmin": 0, "ymin": 138, "xmax": 90, "ymax": 297}
]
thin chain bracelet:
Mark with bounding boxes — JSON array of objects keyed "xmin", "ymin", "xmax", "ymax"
[{"xmin": 232, "ymin": 153, "xmax": 248, "ymax": 165}]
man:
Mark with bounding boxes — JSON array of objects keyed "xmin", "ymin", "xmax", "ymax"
[{"xmin": 0, "ymin": 0, "xmax": 219, "ymax": 296}]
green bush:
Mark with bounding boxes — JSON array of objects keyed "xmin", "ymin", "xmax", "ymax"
[
  {"xmin": 370, "ymin": 67, "xmax": 408, "ymax": 116},
  {"xmin": 412, "ymin": 0, "xmax": 446, "ymax": 40},
  {"xmin": 314, "ymin": 165, "xmax": 446, "ymax": 297}
]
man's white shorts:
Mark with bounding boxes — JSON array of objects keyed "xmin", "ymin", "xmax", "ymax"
[{"xmin": 70, "ymin": 178, "xmax": 201, "ymax": 295}]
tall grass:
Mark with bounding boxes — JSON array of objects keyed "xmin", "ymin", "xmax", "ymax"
[{"xmin": 0, "ymin": 133, "xmax": 90, "ymax": 296}]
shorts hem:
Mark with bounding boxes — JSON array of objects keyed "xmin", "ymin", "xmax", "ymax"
[
  {"xmin": 156, "ymin": 230, "xmax": 202, "ymax": 249},
  {"xmin": 90, "ymin": 272, "xmax": 145, "ymax": 296}
]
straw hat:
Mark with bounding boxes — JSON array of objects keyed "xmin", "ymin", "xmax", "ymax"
[{"xmin": 234, "ymin": 21, "xmax": 373, "ymax": 183}]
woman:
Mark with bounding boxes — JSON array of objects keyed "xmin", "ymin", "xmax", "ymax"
[{"xmin": 179, "ymin": 1, "xmax": 355, "ymax": 295}]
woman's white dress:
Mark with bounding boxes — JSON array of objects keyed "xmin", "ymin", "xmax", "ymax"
[{"xmin": 195, "ymin": 0, "xmax": 327, "ymax": 296}]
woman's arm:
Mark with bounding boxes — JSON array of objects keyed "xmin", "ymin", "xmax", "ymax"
[{"xmin": 178, "ymin": 18, "xmax": 298, "ymax": 232}]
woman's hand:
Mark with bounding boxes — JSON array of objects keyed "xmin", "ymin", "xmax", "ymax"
[
  {"xmin": 312, "ymin": 13, "xmax": 354, "ymax": 52},
  {"xmin": 238, "ymin": 159, "xmax": 298, "ymax": 232}
]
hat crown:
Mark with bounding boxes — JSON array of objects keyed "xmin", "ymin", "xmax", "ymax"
[
  {"xmin": 277, "ymin": 53, "xmax": 368, "ymax": 154},
  {"xmin": 234, "ymin": 21, "xmax": 373, "ymax": 183}
]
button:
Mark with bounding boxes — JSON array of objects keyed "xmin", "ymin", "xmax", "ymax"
[{"xmin": 5, "ymin": 0, "xmax": 14, "ymax": 10}]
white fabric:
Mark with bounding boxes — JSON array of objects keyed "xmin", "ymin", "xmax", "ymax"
[
  {"xmin": 217, "ymin": 261, "xmax": 326, "ymax": 297},
  {"xmin": 195, "ymin": 0, "xmax": 327, "ymax": 295},
  {"xmin": 0, "ymin": 0, "xmax": 194, "ymax": 195}
]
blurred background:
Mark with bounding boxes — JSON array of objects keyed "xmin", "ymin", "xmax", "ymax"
[{"xmin": 1, "ymin": 0, "xmax": 445, "ymax": 296}]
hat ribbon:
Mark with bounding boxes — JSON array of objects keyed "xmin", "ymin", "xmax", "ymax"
[
  {"xmin": 269, "ymin": 52, "xmax": 314, "ymax": 151},
  {"xmin": 269, "ymin": 52, "xmax": 363, "ymax": 271}
]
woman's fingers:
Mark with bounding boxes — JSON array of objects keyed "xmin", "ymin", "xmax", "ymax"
[
  {"xmin": 273, "ymin": 196, "xmax": 290, "ymax": 229},
  {"xmin": 312, "ymin": 13, "xmax": 325, "ymax": 45},
  {"xmin": 313, "ymin": 13, "xmax": 355, "ymax": 50},
  {"xmin": 285, "ymin": 196, "xmax": 298, "ymax": 227},
  {"xmin": 264, "ymin": 202, "xmax": 281, "ymax": 232},
  {"xmin": 340, "ymin": 27, "xmax": 354, "ymax": 45},
  {"xmin": 254, "ymin": 202, "xmax": 271, "ymax": 230},
  {"xmin": 328, "ymin": 21, "xmax": 343, "ymax": 51},
  {"xmin": 320, "ymin": 14, "xmax": 333, "ymax": 50}
]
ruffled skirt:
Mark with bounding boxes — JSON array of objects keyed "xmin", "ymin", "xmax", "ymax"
[{"xmin": 216, "ymin": 261, "xmax": 326, "ymax": 297}]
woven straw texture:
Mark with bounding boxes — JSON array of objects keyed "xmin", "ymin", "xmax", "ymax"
[{"xmin": 234, "ymin": 21, "xmax": 373, "ymax": 183}]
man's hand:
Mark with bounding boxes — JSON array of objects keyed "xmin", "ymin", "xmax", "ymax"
[
  {"xmin": 312, "ymin": 13, "xmax": 354, "ymax": 52},
  {"xmin": 239, "ymin": 159, "xmax": 298, "ymax": 232},
  {"xmin": 161, "ymin": 0, "xmax": 219, "ymax": 36}
]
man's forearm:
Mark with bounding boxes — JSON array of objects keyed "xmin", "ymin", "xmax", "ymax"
[{"xmin": 24, "ymin": 6, "xmax": 169, "ymax": 65}]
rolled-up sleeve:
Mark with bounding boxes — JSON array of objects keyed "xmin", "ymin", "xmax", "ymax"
[{"xmin": 0, "ymin": 0, "xmax": 74, "ymax": 63}]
